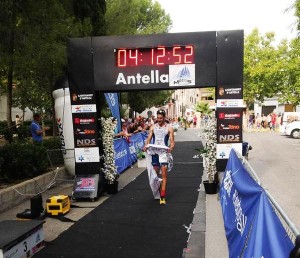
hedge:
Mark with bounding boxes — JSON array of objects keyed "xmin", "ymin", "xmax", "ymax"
[{"xmin": 0, "ymin": 137, "xmax": 62, "ymax": 182}]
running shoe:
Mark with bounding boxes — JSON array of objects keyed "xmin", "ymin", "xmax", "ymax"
[{"xmin": 160, "ymin": 197, "xmax": 166, "ymax": 205}]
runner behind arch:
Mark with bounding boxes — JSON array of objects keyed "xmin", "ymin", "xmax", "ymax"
[{"xmin": 143, "ymin": 109, "xmax": 175, "ymax": 204}]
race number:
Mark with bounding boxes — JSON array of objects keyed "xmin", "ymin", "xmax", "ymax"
[{"xmin": 159, "ymin": 153, "xmax": 168, "ymax": 163}]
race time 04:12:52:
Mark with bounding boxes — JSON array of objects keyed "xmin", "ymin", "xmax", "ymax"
[{"xmin": 115, "ymin": 45, "xmax": 194, "ymax": 67}]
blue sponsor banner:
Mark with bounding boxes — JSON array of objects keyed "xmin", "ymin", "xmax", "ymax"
[
  {"xmin": 130, "ymin": 133, "xmax": 146, "ymax": 151},
  {"xmin": 221, "ymin": 149, "xmax": 294, "ymax": 257},
  {"xmin": 220, "ymin": 149, "xmax": 263, "ymax": 258},
  {"xmin": 128, "ymin": 140, "xmax": 137, "ymax": 163},
  {"xmin": 243, "ymin": 192, "xmax": 294, "ymax": 258},
  {"xmin": 112, "ymin": 132, "xmax": 149, "ymax": 174},
  {"xmin": 104, "ymin": 93, "xmax": 121, "ymax": 132},
  {"xmin": 114, "ymin": 138, "xmax": 132, "ymax": 173}
]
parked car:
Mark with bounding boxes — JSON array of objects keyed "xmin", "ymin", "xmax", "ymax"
[
  {"xmin": 280, "ymin": 112, "xmax": 300, "ymax": 133},
  {"xmin": 284, "ymin": 120, "xmax": 300, "ymax": 138}
]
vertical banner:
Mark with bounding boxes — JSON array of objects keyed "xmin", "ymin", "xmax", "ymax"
[
  {"xmin": 70, "ymin": 93, "xmax": 100, "ymax": 175},
  {"xmin": 104, "ymin": 93, "xmax": 121, "ymax": 133},
  {"xmin": 220, "ymin": 150, "xmax": 262, "ymax": 258},
  {"xmin": 68, "ymin": 38, "xmax": 101, "ymax": 176},
  {"xmin": 220, "ymin": 150, "xmax": 294, "ymax": 257},
  {"xmin": 216, "ymin": 30, "xmax": 244, "ymax": 172}
]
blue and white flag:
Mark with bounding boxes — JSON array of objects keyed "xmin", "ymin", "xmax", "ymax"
[
  {"xmin": 220, "ymin": 149, "xmax": 294, "ymax": 257},
  {"xmin": 104, "ymin": 93, "xmax": 121, "ymax": 132},
  {"xmin": 242, "ymin": 192, "xmax": 294, "ymax": 258},
  {"xmin": 220, "ymin": 149, "xmax": 263, "ymax": 258}
]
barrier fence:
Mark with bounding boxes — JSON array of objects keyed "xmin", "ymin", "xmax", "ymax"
[{"xmin": 220, "ymin": 149, "xmax": 299, "ymax": 257}]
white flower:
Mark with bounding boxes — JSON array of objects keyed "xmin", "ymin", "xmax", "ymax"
[
  {"xmin": 101, "ymin": 117, "xmax": 119, "ymax": 184},
  {"xmin": 199, "ymin": 117, "xmax": 217, "ymax": 183}
]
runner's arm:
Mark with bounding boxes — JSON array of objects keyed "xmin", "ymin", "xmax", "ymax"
[
  {"xmin": 168, "ymin": 126, "xmax": 175, "ymax": 151},
  {"xmin": 143, "ymin": 126, "xmax": 154, "ymax": 151}
]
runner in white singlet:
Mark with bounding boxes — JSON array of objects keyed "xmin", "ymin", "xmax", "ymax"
[{"xmin": 143, "ymin": 109, "xmax": 175, "ymax": 204}]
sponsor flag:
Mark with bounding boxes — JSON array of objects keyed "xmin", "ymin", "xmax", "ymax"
[
  {"xmin": 220, "ymin": 149, "xmax": 262, "ymax": 258},
  {"xmin": 104, "ymin": 93, "xmax": 121, "ymax": 132},
  {"xmin": 242, "ymin": 192, "xmax": 294, "ymax": 258},
  {"xmin": 221, "ymin": 149, "xmax": 294, "ymax": 257}
]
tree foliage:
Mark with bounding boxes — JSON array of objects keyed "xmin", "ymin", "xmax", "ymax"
[
  {"xmin": 195, "ymin": 102, "xmax": 213, "ymax": 116},
  {"xmin": 127, "ymin": 90, "xmax": 173, "ymax": 113},
  {"xmin": 105, "ymin": 0, "xmax": 172, "ymax": 35},
  {"xmin": 244, "ymin": 28, "xmax": 300, "ymax": 109}
]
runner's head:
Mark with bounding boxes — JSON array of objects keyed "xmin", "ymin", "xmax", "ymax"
[{"xmin": 156, "ymin": 109, "xmax": 166, "ymax": 125}]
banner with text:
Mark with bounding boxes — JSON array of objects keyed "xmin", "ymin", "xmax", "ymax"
[
  {"xmin": 220, "ymin": 149, "xmax": 294, "ymax": 257},
  {"xmin": 104, "ymin": 93, "xmax": 121, "ymax": 133}
]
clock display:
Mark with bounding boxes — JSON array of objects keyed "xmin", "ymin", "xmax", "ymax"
[{"xmin": 115, "ymin": 45, "xmax": 194, "ymax": 67}]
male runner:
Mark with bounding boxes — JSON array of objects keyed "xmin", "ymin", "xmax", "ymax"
[{"xmin": 143, "ymin": 109, "xmax": 175, "ymax": 204}]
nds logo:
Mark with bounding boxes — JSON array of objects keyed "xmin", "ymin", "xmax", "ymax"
[
  {"xmin": 76, "ymin": 139, "xmax": 96, "ymax": 147},
  {"xmin": 219, "ymin": 134, "xmax": 240, "ymax": 143}
]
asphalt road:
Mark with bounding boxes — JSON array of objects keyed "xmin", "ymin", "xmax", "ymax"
[{"xmin": 244, "ymin": 131, "xmax": 300, "ymax": 232}]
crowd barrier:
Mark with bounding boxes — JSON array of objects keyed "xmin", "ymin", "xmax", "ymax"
[
  {"xmin": 220, "ymin": 149, "xmax": 299, "ymax": 258},
  {"xmin": 114, "ymin": 131, "xmax": 148, "ymax": 174}
]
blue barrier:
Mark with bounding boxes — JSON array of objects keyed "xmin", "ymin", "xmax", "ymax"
[
  {"xmin": 113, "ymin": 131, "xmax": 147, "ymax": 174},
  {"xmin": 220, "ymin": 149, "xmax": 294, "ymax": 258}
]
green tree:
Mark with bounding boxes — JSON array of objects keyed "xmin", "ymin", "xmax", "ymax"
[
  {"xmin": 278, "ymin": 38, "xmax": 300, "ymax": 107},
  {"xmin": 195, "ymin": 102, "xmax": 212, "ymax": 116},
  {"xmin": 127, "ymin": 90, "xmax": 173, "ymax": 113},
  {"xmin": 73, "ymin": 0, "xmax": 106, "ymax": 36},
  {"xmin": 105, "ymin": 0, "xmax": 172, "ymax": 35},
  {"xmin": 244, "ymin": 29, "xmax": 286, "ymax": 107}
]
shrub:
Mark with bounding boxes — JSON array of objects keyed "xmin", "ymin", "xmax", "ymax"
[{"xmin": 0, "ymin": 137, "xmax": 62, "ymax": 182}]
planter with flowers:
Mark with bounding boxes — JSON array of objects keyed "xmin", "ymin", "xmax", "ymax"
[
  {"xmin": 197, "ymin": 117, "xmax": 218, "ymax": 194},
  {"xmin": 101, "ymin": 117, "xmax": 119, "ymax": 194},
  {"xmin": 136, "ymin": 149, "xmax": 147, "ymax": 168}
]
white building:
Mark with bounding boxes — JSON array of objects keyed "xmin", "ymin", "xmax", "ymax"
[
  {"xmin": 254, "ymin": 97, "xmax": 300, "ymax": 116},
  {"xmin": 0, "ymin": 95, "xmax": 33, "ymax": 121}
]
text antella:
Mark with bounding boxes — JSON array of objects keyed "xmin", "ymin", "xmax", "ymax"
[{"xmin": 116, "ymin": 70, "xmax": 168, "ymax": 85}]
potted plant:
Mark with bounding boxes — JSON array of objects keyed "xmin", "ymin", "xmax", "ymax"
[
  {"xmin": 136, "ymin": 149, "xmax": 147, "ymax": 168},
  {"xmin": 197, "ymin": 116, "xmax": 218, "ymax": 194},
  {"xmin": 101, "ymin": 117, "xmax": 119, "ymax": 194}
]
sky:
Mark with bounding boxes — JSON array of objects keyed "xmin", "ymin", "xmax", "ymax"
[{"xmin": 157, "ymin": 0, "xmax": 298, "ymax": 42}]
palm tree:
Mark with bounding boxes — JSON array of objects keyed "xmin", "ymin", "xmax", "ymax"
[{"xmin": 195, "ymin": 102, "xmax": 213, "ymax": 116}]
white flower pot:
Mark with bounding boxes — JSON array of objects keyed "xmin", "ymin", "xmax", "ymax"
[{"xmin": 138, "ymin": 158, "xmax": 147, "ymax": 168}]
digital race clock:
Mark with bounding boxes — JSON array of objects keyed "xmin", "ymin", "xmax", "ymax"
[{"xmin": 115, "ymin": 45, "xmax": 194, "ymax": 67}]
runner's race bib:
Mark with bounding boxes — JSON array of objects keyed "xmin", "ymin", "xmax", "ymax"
[{"xmin": 159, "ymin": 153, "xmax": 168, "ymax": 163}]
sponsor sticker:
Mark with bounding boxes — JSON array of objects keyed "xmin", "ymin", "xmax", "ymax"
[
  {"xmin": 217, "ymin": 99, "xmax": 243, "ymax": 108},
  {"xmin": 169, "ymin": 64, "xmax": 195, "ymax": 86},
  {"xmin": 71, "ymin": 104, "xmax": 97, "ymax": 113},
  {"xmin": 216, "ymin": 143, "xmax": 243, "ymax": 159},
  {"xmin": 75, "ymin": 147, "xmax": 100, "ymax": 163}
]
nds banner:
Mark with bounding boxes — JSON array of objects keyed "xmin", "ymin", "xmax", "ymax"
[
  {"xmin": 220, "ymin": 150, "xmax": 294, "ymax": 257},
  {"xmin": 104, "ymin": 93, "xmax": 121, "ymax": 133}
]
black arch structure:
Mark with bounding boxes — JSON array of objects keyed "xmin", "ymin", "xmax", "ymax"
[{"xmin": 67, "ymin": 30, "xmax": 244, "ymax": 184}]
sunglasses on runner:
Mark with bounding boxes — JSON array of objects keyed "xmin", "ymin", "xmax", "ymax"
[{"xmin": 157, "ymin": 109, "xmax": 166, "ymax": 116}]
